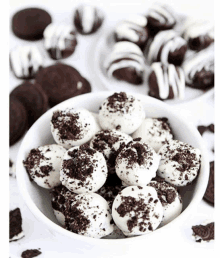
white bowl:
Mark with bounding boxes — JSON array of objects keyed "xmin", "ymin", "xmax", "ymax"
[{"xmin": 16, "ymin": 91, "xmax": 209, "ymax": 249}]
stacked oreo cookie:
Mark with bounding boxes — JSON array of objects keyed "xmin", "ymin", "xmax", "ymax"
[{"xmin": 104, "ymin": 3, "xmax": 214, "ymax": 100}]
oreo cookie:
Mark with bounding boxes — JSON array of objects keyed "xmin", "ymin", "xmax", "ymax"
[
  {"xmin": 10, "ymin": 81, "xmax": 48, "ymax": 127},
  {"xmin": 12, "ymin": 8, "xmax": 52, "ymax": 40},
  {"xmin": 10, "ymin": 96, "xmax": 28, "ymax": 146},
  {"xmin": 9, "ymin": 208, "xmax": 24, "ymax": 242},
  {"xmin": 35, "ymin": 63, "xmax": 91, "ymax": 107},
  {"xmin": 203, "ymin": 161, "xmax": 214, "ymax": 205}
]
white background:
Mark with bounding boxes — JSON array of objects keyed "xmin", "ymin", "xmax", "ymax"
[{"xmin": 9, "ymin": 0, "xmax": 215, "ymax": 257}]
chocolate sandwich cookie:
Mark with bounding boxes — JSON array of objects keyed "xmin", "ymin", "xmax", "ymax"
[
  {"xmin": 10, "ymin": 46, "xmax": 43, "ymax": 80},
  {"xmin": 147, "ymin": 4, "xmax": 176, "ymax": 35},
  {"xmin": 10, "ymin": 208, "xmax": 24, "ymax": 242},
  {"xmin": 35, "ymin": 63, "xmax": 91, "ymax": 107},
  {"xmin": 147, "ymin": 30, "xmax": 187, "ymax": 66},
  {"xmin": 203, "ymin": 161, "xmax": 214, "ymax": 205},
  {"xmin": 74, "ymin": 5, "xmax": 104, "ymax": 35},
  {"xmin": 182, "ymin": 20, "xmax": 214, "ymax": 51},
  {"xmin": 12, "ymin": 8, "xmax": 52, "ymax": 40},
  {"xmin": 10, "ymin": 96, "xmax": 28, "ymax": 146},
  {"xmin": 192, "ymin": 222, "xmax": 214, "ymax": 242},
  {"xmin": 114, "ymin": 15, "xmax": 149, "ymax": 50},
  {"xmin": 148, "ymin": 63, "xmax": 185, "ymax": 100},
  {"xmin": 104, "ymin": 41, "xmax": 145, "ymax": 85},
  {"xmin": 21, "ymin": 249, "xmax": 42, "ymax": 258},
  {"xmin": 182, "ymin": 44, "xmax": 214, "ymax": 90},
  {"xmin": 43, "ymin": 23, "xmax": 77, "ymax": 60},
  {"xmin": 10, "ymin": 82, "xmax": 48, "ymax": 127}
]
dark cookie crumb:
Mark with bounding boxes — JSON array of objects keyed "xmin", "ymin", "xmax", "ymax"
[
  {"xmin": 192, "ymin": 222, "xmax": 214, "ymax": 242},
  {"xmin": 197, "ymin": 123, "xmax": 215, "ymax": 136},
  {"xmin": 9, "ymin": 208, "xmax": 24, "ymax": 242},
  {"xmin": 203, "ymin": 161, "xmax": 214, "ymax": 205},
  {"xmin": 21, "ymin": 249, "xmax": 42, "ymax": 258}
]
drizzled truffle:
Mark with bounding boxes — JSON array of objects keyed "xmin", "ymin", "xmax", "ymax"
[
  {"xmin": 73, "ymin": 5, "xmax": 104, "ymax": 35},
  {"xmin": 51, "ymin": 108, "xmax": 99, "ymax": 148},
  {"xmin": 148, "ymin": 62, "xmax": 185, "ymax": 100},
  {"xmin": 90, "ymin": 129, "xmax": 132, "ymax": 168},
  {"xmin": 104, "ymin": 42, "xmax": 145, "ymax": 85},
  {"xmin": 43, "ymin": 23, "xmax": 77, "ymax": 60},
  {"xmin": 51, "ymin": 184, "xmax": 77, "ymax": 225},
  {"xmin": 182, "ymin": 44, "xmax": 214, "ymax": 89},
  {"xmin": 60, "ymin": 145, "xmax": 107, "ymax": 193},
  {"xmin": 112, "ymin": 186, "xmax": 163, "ymax": 236},
  {"xmin": 64, "ymin": 193, "xmax": 114, "ymax": 238},
  {"xmin": 147, "ymin": 30, "xmax": 187, "ymax": 66},
  {"xmin": 132, "ymin": 117, "xmax": 173, "ymax": 152},
  {"xmin": 115, "ymin": 139, "xmax": 160, "ymax": 186},
  {"xmin": 157, "ymin": 140, "xmax": 201, "ymax": 186},
  {"xmin": 148, "ymin": 180, "xmax": 182, "ymax": 226},
  {"xmin": 23, "ymin": 144, "xmax": 66, "ymax": 189},
  {"xmin": 99, "ymin": 92, "xmax": 145, "ymax": 134},
  {"xmin": 146, "ymin": 4, "xmax": 176, "ymax": 34},
  {"xmin": 182, "ymin": 19, "xmax": 214, "ymax": 51},
  {"xmin": 114, "ymin": 14, "xmax": 148, "ymax": 49},
  {"xmin": 10, "ymin": 46, "xmax": 43, "ymax": 79}
]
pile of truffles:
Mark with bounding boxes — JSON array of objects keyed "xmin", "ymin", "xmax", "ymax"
[
  {"xmin": 24, "ymin": 92, "xmax": 201, "ymax": 238},
  {"xmin": 104, "ymin": 3, "xmax": 214, "ymax": 100}
]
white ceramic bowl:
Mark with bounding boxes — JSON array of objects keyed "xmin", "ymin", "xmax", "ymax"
[{"xmin": 16, "ymin": 91, "xmax": 209, "ymax": 248}]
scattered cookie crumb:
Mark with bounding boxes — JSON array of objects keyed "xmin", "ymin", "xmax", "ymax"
[
  {"xmin": 192, "ymin": 222, "xmax": 214, "ymax": 242},
  {"xmin": 21, "ymin": 249, "xmax": 42, "ymax": 258},
  {"xmin": 9, "ymin": 208, "xmax": 24, "ymax": 242}
]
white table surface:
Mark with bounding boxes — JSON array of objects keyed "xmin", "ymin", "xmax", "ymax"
[{"xmin": 9, "ymin": 0, "xmax": 215, "ymax": 257}]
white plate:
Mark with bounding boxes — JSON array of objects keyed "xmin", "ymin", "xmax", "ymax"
[{"xmin": 93, "ymin": 25, "xmax": 214, "ymax": 105}]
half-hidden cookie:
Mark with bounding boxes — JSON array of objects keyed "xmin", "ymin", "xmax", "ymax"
[
  {"xmin": 10, "ymin": 81, "xmax": 48, "ymax": 127},
  {"xmin": 12, "ymin": 7, "xmax": 52, "ymax": 40},
  {"xmin": 10, "ymin": 96, "xmax": 28, "ymax": 146},
  {"xmin": 10, "ymin": 46, "xmax": 44, "ymax": 80},
  {"xmin": 35, "ymin": 63, "xmax": 91, "ymax": 107},
  {"xmin": 73, "ymin": 5, "xmax": 104, "ymax": 35},
  {"xmin": 43, "ymin": 23, "xmax": 77, "ymax": 60},
  {"xmin": 203, "ymin": 161, "xmax": 214, "ymax": 205}
]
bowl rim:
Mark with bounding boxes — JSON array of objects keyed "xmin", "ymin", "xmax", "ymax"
[{"xmin": 16, "ymin": 91, "xmax": 209, "ymax": 245}]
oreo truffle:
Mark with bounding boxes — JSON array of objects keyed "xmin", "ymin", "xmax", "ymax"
[
  {"xmin": 10, "ymin": 46, "xmax": 43, "ymax": 80},
  {"xmin": 51, "ymin": 184, "xmax": 77, "ymax": 225},
  {"xmin": 10, "ymin": 81, "xmax": 48, "ymax": 127},
  {"xmin": 148, "ymin": 62, "xmax": 185, "ymax": 100},
  {"xmin": 10, "ymin": 96, "xmax": 28, "ymax": 146},
  {"xmin": 147, "ymin": 30, "xmax": 187, "ymax": 66},
  {"xmin": 73, "ymin": 5, "xmax": 104, "ymax": 35},
  {"xmin": 182, "ymin": 44, "xmax": 214, "ymax": 89},
  {"xmin": 43, "ymin": 23, "xmax": 77, "ymax": 60},
  {"xmin": 99, "ymin": 92, "xmax": 145, "ymax": 134},
  {"xmin": 51, "ymin": 108, "xmax": 99, "ymax": 148},
  {"xmin": 104, "ymin": 41, "xmax": 145, "ymax": 85},
  {"xmin": 64, "ymin": 193, "xmax": 114, "ymax": 238},
  {"xmin": 132, "ymin": 118, "xmax": 173, "ymax": 152},
  {"xmin": 192, "ymin": 222, "xmax": 214, "ymax": 242},
  {"xmin": 114, "ymin": 14, "xmax": 148, "ymax": 49},
  {"xmin": 112, "ymin": 186, "xmax": 163, "ymax": 236},
  {"xmin": 115, "ymin": 139, "xmax": 160, "ymax": 186},
  {"xmin": 23, "ymin": 144, "xmax": 66, "ymax": 189},
  {"xmin": 10, "ymin": 208, "xmax": 24, "ymax": 242},
  {"xmin": 12, "ymin": 7, "xmax": 52, "ymax": 40},
  {"xmin": 148, "ymin": 181, "xmax": 182, "ymax": 226},
  {"xmin": 157, "ymin": 140, "xmax": 201, "ymax": 186},
  {"xmin": 182, "ymin": 19, "xmax": 214, "ymax": 51},
  {"xmin": 147, "ymin": 4, "xmax": 176, "ymax": 34},
  {"xmin": 90, "ymin": 129, "xmax": 132, "ymax": 167},
  {"xmin": 35, "ymin": 63, "xmax": 91, "ymax": 107},
  {"xmin": 60, "ymin": 145, "xmax": 107, "ymax": 193}
]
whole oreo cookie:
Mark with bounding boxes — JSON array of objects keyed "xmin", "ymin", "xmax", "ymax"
[
  {"xmin": 12, "ymin": 8, "xmax": 52, "ymax": 40},
  {"xmin": 10, "ymin": 82, "xmax": 48, "ymax": 127},
  {"xmin": 43, "ymin": 23, "xmax": 77, "ymax": 60},
  {"xmin": 10, "ymin": 46, "xmax": 43, "ymax": 80},
  {"xmin": 203, "ymin": 161, "xmax": 214, "ymax": 205},
  {"xmin": 10, "ymin": 96, "xmax": 28, "ymax": 146},
  {"xmin": 35, "ymin": 63, "xmax": 91, "ymax": 107},
  {"xmin": 73, "ymin": 5, "xmax": 104, "ymax": 35}
]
